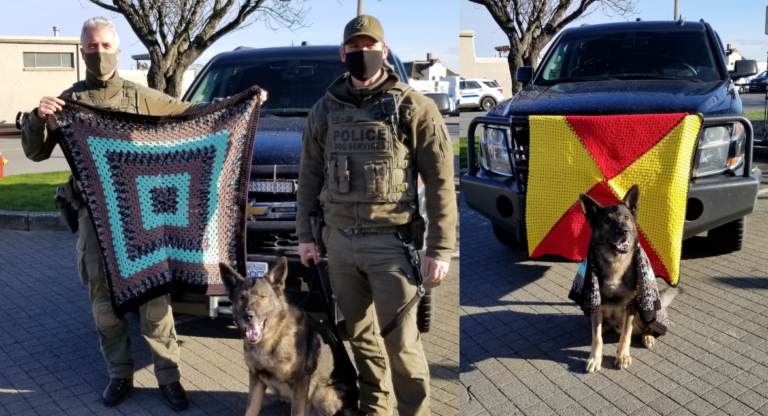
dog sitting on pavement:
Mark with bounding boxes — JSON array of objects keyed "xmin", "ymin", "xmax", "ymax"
[
  {"xmin": 219, "ymin": 257, "xmax": 360, "ymax": 416},
  {"xmin": 569, "ymin": 184, "xmax": 679, "ymax": 373}
]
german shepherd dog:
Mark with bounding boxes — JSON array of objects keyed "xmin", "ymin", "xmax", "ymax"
[
  {"xmin": 579, "ymin": 184, "xmax": 679, "ymax": 373},
  {"xmin": 219, "ymin": 258, "xmax": 359, "ymax": 416}
]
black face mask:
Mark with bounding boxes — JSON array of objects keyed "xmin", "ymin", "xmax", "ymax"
[{"xmin": 344, "ymin": 50, "xmax": 384, "ymax": 81}]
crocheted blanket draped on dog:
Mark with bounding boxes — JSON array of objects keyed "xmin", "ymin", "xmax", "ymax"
[
  {"xmin": 47, "ymin": 86, "xmax": 262, "ymax": 316},
  {"xmin": 525, "ymin": 114, "xmax": 702, "ymax": 285},
  {"xmin": 568, "ymin": 242, "xmax": 669, "ymax": 336}
]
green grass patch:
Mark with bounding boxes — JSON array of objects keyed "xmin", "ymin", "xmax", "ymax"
[
  {"xmin": 745, "ymin": 110, "xmax": 765, "ymax": 121},
  {"xmin": 0, "ymin": 171, "xmax": 70, "ymax": 212},
  {"xmin": 453, "ymin": 137, "xmax": 468, "ymax": 169},
  {"xmin": 453, "ymin": 137, "xmax": 480, "ymax": 170}
]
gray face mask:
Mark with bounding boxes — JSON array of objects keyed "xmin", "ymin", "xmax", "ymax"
[{"xmin": 84, "ymin": 52, "xmax": 117, "ymax": 77}]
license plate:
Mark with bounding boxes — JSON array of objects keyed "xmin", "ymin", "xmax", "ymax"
[
  {"xmin": 249, "ymin": 180, "xmax": 296, "ymax": 194},
  {"xmin": 246, "ymin": 262, "xmax": 269, "ymax": 278}
]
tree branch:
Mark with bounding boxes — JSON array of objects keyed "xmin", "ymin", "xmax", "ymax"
[{"xmin": 88, "ymin": 0, "xmax": 120, "ymax": 13}]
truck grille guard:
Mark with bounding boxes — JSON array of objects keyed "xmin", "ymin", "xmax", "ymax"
[{"xmin": 467, "ymin": 114, "xmax": 755, "ymax": 183}]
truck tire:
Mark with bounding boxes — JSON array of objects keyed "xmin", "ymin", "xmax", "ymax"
[
  {"xmin": 707, "ymin": 217, "xmax": 744, "ymax": 254},
  {"xmin": 481, "ymin": 97, "xmax": 496, "ymax": 111},
  {"xmin": 417, "ymin": 289, "xmax": 433, "ymax": 333}
]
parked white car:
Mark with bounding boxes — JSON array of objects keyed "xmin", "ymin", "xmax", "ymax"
[{"xmin": 442, "ymin": 77, "xmax": 505, "ymax": 111}]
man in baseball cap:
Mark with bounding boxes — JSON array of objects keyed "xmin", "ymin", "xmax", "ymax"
[{"xmin": 296, "ymin": 13, "xmax": 457, "ymax": 416}]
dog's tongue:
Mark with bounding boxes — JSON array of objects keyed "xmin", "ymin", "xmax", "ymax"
[
  {"xmin": 617, "ymin": 239, "xmax": 630, "ymax": 252},
  {"xmin": 245, "ymin": 323, "xmax": 261, "ymax": 343}
]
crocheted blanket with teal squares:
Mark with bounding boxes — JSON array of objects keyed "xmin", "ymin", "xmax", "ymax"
[
  {"xmin": 568, "ymin": 242, "xmax": 669, "ymax": 336},
  {"xmin": 47, "ymin": 86, "xmax": 262, "ymax": 316}
]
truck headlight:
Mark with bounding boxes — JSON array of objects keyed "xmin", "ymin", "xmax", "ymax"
[
  {"xmin": 478, "ymin": 126, "xmax": 513, "ymax": 176},
  {"xmin": 693, "ymin": 122, "xmax": 745, "ymax": 177}
]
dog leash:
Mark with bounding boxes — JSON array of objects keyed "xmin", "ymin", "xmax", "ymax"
[
  {"xmin": 307, "ymin": 259, "xmax": 356, "ymax": 372},
  {"xmin": 378, "ymin": 224, "xmax": 426, "ymax": 339}
]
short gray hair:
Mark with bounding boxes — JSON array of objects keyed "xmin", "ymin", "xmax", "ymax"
[{"xmin": 81, "ymin": 16, "xmax": 120, "ymax": 48}]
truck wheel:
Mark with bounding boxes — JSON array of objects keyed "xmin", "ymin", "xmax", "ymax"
[
  {"xmin": 481, "ymin": 97, "xmax": 496, "ymax": 111},
  {"xmin": 707, "ymin": 217, "xmax": 745, "ymax": 254},
  {"xmin": 417, "ymin": 289, "xmax": 433, "ymax": 333}
]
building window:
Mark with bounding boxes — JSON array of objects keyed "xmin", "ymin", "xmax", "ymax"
[{"xmin": 23, "ymin": 52, "xmax": 73, "ymax": 68}]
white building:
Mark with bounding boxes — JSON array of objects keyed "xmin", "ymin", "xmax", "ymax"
[
  {"xmin": 403, "ymin": 53, "xmax": 458, "ymax": 94},
  {"xmin": 459, "ymin": 31, "xmax": 512, "ymax": 99},
  {"xmin": 0, "ymin": 33, "xmax": 85, "ymax": 127}
]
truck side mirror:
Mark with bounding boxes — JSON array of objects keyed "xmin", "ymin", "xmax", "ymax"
[
  {"xmin": 424, "ymin": 93, "xmax": 451, "ymax": 114},
  {"xmin": 729, "ymin": 60, "xmax": 757, "ymax": 81},
  {"xmin": 515, "ymin": 66, "xmax": 533, "ymax": 84}
]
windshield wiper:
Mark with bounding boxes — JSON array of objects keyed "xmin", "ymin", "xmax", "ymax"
[
  {"xmin": 614, "ymin": 74, "xmax": 703, "ymax": 82},
  {"xmin": 538, "ymin": 76, "xmax": 616, "ymax": 85}
]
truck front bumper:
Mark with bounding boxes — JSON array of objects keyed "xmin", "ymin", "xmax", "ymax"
[{"xmin": 461, "ymin": 167, "xmax": 761, "ymax": 245}]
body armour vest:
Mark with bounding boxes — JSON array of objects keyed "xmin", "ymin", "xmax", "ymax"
[
  {"xmin": 69, "ymin": 79, "xmax": 139, "ymax": 113},
  {"xmin": 320, "ymin": 84, "xmax": 417, "ymax": 204}
]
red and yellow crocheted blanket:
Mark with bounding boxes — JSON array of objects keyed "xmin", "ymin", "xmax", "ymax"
[{"xmin": 525, "ymin": 114, "xmax": 701, "ymax": 285}]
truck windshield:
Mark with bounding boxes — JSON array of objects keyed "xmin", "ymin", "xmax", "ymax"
[
  {"xmin": 187, "ymin": 57, "xmax": 348, "ymax": 114},
  {"xmin": 537, "ymin": 29, "xmax": 722, "ymax": 84}
]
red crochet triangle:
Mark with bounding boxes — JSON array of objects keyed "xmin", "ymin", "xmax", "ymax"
[
  {"xmin": 565, "ymin": 113, "xmax": 687, "ymax": 180},
  {"xmin": 531, "ymin": 181, "xmax": 620, "ymax": 259}
]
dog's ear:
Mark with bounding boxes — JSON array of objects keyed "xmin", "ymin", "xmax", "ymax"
[
  {"xmin": 267, "ymin": 257, "xmax": 288, "ymax": 294},
  {"xmin": 579, "ymin": 193, "xmax": 603, "ymax": 225},
  {"xmin": 622, "ymin": 184, "xmax": 640, "ymax": 216},
  {"xmin": 219, "ymin": 262, "xmax": 243, "ymax": 294}
]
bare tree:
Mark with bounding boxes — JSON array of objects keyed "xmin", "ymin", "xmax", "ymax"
[
  {"xmin": 468, "ymin": 0, "xmax": 638, "ymax": 93},
  {"xmin": 89, "ymin": 0, "xmax": 310, "ymax": 97}
]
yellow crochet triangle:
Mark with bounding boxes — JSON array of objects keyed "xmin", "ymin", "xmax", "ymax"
[
  {"xmin": 608, "ymin": 115, "xmax": 701, "ymax": 284},
  {"xmin": 527, "ymin": 116, "xmax": 605, "ymax": 255}
]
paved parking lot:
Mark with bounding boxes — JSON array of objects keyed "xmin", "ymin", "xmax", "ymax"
[
  {"xmin": 0, "ymin": 228, "xmax": 459, "ymax": 415},
  {"xmin": 460, "ymin": 158, "xmax": 768, "ymax": 415}
]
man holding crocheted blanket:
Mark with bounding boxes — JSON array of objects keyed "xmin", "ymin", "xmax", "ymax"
[{"xmin": 21, "ymin": 16, "xmax": 266, "ymax": 411}]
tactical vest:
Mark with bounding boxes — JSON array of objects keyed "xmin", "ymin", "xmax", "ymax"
[
  {"xmin": 320, "ymin": 84, "xmax": 417, "ymax": 204},
  {"xmin": 69, "ymin": 79, "xmax": 139, "ymax": 113}
]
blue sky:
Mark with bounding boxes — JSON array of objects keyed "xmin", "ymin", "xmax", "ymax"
[
  {"xmin": 461, "ymin": 0, "xmax": 768, "ymax": 62},
  {"xmin": 2, "ymin": 0, "xmax": 459, "ymax": 72}
]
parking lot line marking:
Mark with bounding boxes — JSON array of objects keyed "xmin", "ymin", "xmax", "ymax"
[
  {"xmin": 759, "ymin": 187, "xmax": 768, "ymax": 195},
  {"xmin": 0, "ymin": 148, "xmax": 22, "ymax": 151}
]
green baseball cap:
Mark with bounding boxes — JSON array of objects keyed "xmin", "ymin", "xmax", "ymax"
[{"xmin": 343, "ymin": 15, "xmax": 384, "ymax": 45}]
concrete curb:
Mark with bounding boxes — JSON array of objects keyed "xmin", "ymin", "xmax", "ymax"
[{"xmin": 0, "ymin": 210, "xmax": 68, "ymax": 232}]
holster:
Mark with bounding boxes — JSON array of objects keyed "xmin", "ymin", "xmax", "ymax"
[
  {"xmin": 309, "ymin": 210, "xmax": 327, "ymax": 257},
  {"xmin": 409, "ymin": 212, "xmax": 426, "ymax": 251},
  {"xmin": 54, "ymin": 175, "xmax": 82, "ymax": 234}
]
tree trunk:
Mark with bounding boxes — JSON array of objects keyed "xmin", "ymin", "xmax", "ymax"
[
  {"xmin": 147, "ymin": 63, "xmax": 166, "ymax": 93},
  {"xmin": 144, "ymin": 55, "xmax": 191, "ymax": 99},
  {"xmin": 165, "ymin": 70, "xmax": 187, "ymax": 99},
  {"xmin": 508, "ymin": 45, "xmax": 526, "ymax": 95}
]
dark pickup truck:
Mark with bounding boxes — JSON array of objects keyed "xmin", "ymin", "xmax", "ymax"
[
  {"xmin": 462, "ymin": 20, "xmax": 760, "ymax": 255},
  {"xmin": 172, "ymin": 44, "xmax": 434, "ymax": 327}
]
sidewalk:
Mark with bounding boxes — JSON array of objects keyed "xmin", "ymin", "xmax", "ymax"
[
  {"xmin": 0, "ymin": 228, "xmax": 459, "ymax": 415},
  {"xmin": 460, "ymin": 174, "xmax": 768, "ymax": 416}
]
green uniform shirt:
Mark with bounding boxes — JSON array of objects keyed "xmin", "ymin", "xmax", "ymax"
[
  {"xmin": 296, "ymin": 71, "xmax": 457, "ymax": 262},
  {"xmin": 21, "ymin": 71, "xmax": 211, "ymax": 162}
]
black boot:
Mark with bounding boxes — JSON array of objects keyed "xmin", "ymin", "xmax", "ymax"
[
  {"xmin": 159, "ymin": 381, "xmax": 189, "ymax": 411},
  {"xmin": 102, "ymin": 378, "xmax": 133, "ymax": 407}
]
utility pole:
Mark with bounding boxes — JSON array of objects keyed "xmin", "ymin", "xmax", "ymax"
[
  {"xmin": 358, "ymin": 0, "xmax": 362, "ymax": 16},
  {"xmin": 673, "ymin": 0, "xmax": 678, "ymax": 20}
]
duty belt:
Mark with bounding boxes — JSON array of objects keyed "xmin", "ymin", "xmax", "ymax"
[{"xmin": 340, "ymin": 225, "xmax": 401, "ymax": 235}]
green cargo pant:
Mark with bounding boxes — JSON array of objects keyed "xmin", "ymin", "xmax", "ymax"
[
  {"xmin": 322, "ymin": 227, "xmax": 430, "ymax": 416},
  {"xmin": 76, "ymin": 207, "xmax": 181, "ymax": 385}
]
